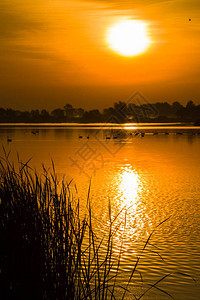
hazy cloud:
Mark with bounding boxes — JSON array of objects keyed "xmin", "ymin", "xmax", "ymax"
[
  {"xmin": 0, "ymin": 1, "xmax": 44, "ymax": 40},
  {"xmin": 0, "ymin": 0, "xmax": 199, "ymax": 109},
  {"xmin": 81, "ymin": 0, "xmax": 173, "ymax": 6},
  {"xmin": 84, "ymin": 0, "xmax": 199, "ymax": 5},
  {"xmin": 0, "ymin": 1, "xmax": 53, "ymax": 63},
  {"xmin": 0, "ymin": 45, "xmax": 57, "ymax": 61},
  {"xmin": 82, "ymin": 0, "xmax": 200, "ymax": 11}
]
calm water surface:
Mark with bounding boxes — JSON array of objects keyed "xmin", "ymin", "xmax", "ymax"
[{"xmin": 1, "ymin": 124, "xmax": 200, "ymax": 299}]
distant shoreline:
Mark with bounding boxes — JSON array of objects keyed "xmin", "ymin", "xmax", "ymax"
[
  {"xmin": 1, "ymin": 101, "xmax": 199, "ymax": 125},
  {"xmin": 0, "ymin": 122, "xmax": 195, "ymax": 127}
]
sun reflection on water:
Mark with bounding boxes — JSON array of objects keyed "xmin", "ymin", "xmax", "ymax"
[
  {"xmin": 109, "ymin": 166, "xmax": 146, "ymax": 258},
  {"xmin": 118, "ymin": 166, "xmax": 140, "ymax": 207},
  {"xmin": 123, "ymin": 126, "xmax": 138, "ymax": 130}
]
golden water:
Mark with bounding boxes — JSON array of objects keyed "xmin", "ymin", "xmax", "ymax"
[{"xmin": 1, "ymin": 124, "xmax": 200, "ymax": 299}]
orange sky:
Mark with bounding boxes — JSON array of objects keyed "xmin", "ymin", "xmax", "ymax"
[{"xmin": 0, "ymin": 0, "xmax": 200, "ymax": 110}]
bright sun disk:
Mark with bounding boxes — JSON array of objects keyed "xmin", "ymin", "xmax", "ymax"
[{"xmin": 106, "ymin": 20, "xmax": 151, "ymax": 57}]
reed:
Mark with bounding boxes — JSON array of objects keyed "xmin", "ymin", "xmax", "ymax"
[
  {"xmin": 0, "ymin": 151, "xmax": 194, "ymax": 299},
  {"xmin": 0, "ymin": 152, "xmax": 125, "ymax": 299}
]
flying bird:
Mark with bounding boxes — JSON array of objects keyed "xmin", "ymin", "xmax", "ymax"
[{"xmin": 189, "ymin": 19, "xmax": 191, "ymax": 21}]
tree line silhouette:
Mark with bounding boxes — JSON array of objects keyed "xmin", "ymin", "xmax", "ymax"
[{"xmin": 0, "ymin": 101, "xmax": 200, "ymax": 124}]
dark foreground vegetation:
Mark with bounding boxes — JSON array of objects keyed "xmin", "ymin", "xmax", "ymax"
[
  {"xmin": 0, "ymin": 153, "xmax": 195, "ymax": 299},
  {"xmin": 0, "ymin": 101, "xmax": 200, "ymax": 124}
]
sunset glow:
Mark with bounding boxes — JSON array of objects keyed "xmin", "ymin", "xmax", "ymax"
[
  {"xmin": 0, "ymin": 1, "xmax": 199, "ymax": 108},
  {"xmin": 1, "ymin": 1, "xmax": 200, "ymax": 298},
  {"xmin": 106, "ymin": 20, "xmax": 151, "ymax": 57}
]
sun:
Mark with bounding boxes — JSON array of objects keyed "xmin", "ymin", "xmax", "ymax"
[{"xmin": 106, "ymin": 20, "xmax": 151, "ymax": 57}]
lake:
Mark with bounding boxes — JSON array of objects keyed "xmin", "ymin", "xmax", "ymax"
[{"xmin": 1, "ymin": 123, "xmax": 200, "ymax": 299}]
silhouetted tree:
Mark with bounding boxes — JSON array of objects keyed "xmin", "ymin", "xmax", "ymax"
[
  {"xmin": 0, "ymin": 108, "xmax": 6, "ymax": 122},
  {"xmin": 19, "ymin": 111, "xmax": 31, "ymax": 122},
  {"xmin": 172, "ymin": 101, "xmax": 183, "ymax": 113},
  {"xmin": 41, "ymin": 109, "xmax": 49, "ymax": 117},
  {"xmin": 64, "ymin": 104, "xmax": 74, "ymax": 119},
  {"xmin": 186, "ymin": 100, "xmax": 195, "ymax": 110},
  {"xmin": 40, "ymin": 109, "xmax": 50, "ymax": 122},
  {"xmin": 82, "ymin": 109, "xmax": 101, "ymax": 123},
  {"xmin": 51, "ymin": 109, "xmax": 65, "ymax": 120},
  {"xmin": 0, "ymin": 100, "xmax": 199, "ymax": 123},
  {"xmin": 73, "ymin": 108, "xmax": 84, "ymax": 118},
  {"xmin": 176, "ymin": 107, "xmax": 188, "ymax": 121}
]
